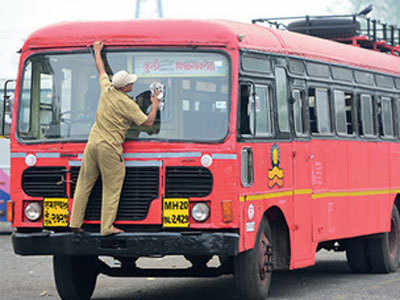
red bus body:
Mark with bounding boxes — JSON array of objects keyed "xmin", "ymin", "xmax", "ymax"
[{"xmin": 10, "ymin": 19, "xmax": 400, "ymax": 296}]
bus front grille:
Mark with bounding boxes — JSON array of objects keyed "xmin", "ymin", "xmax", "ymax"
[
  {"xmin": 22, "ymin": 167, "xmax": 67, "ymax": 197},
  {"xmin": 70, "ymin": 167, "xmax": 159, "ymax": 221},
  {"xmin": 165, "ymin": 167, "xmax": 213, "ymax": 198}
]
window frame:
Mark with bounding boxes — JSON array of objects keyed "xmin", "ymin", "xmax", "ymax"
[
  {"xmin": 358, "ymin": 93, "xmax": 377, "ymax": 139},
  {"xmin": 307, "ymin": 85, "xmax": 334, "ymax": 137},
  {"xmin": 332, "ymin": 88, "xmax": 356, "ymax": 137},
  {"xmin": 291, "ymin": 88, "xmax": 309, "ymax": 137},
  {"xmin": 238, "ymin": 78, "xmax": 275, "ymax": 140},
  {"xmin": 377, "ymin": 96, "xmax": 395, "ymax": 139}
]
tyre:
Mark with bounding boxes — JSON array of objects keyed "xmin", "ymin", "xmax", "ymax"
[
  {"xmin": 345, "ymin": 238, "xmax": 371, "ymax": 273},
  {"xmin": 367, "ymin": 206, "xmax": 400, "ymax": 273},
  {"xmin": 53, "ymin": 255, "xmax": 99, "ymax": 300},
  {"xmin": 234, "ymin": 218, "xmax": 273, "ymax": 300},
  {"xmin": 287, "ymin": 18, "xmax": 360, "ymax": 39}
]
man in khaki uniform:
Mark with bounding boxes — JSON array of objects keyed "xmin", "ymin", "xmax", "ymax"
[{"xmin": 70, "ymin": 41, "xmax": 160, "ymax": 236}]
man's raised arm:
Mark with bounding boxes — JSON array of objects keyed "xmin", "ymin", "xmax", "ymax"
[{"xmin": 93, "ymin": 41, "xmax": 106, "ymax": 77}]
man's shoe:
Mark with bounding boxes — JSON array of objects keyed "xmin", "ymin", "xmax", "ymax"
[{"xmin": 111, "ymin": 226, "xmax": 124, "ymax": 234}]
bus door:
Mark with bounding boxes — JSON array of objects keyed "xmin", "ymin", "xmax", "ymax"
[
  {"xmin": 289, "ymin": 83, "xmax": 314, "ymax": 266},
  {"xmin": 274, "ymin": 65, "xmax": 312, "ymax": 266}
]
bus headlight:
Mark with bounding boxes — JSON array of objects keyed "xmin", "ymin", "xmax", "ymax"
[
  {"xmin": 191, "ymin": 202, "xmax": 210, "ymax": 222},
  {"xmin": 25, "ymin": 202, "xmax": 42, "ymax": 221}
]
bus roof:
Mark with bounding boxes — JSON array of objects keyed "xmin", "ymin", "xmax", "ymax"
[{"xmin": 23, "ymin": 19, "xmax": 400, "ymax": 76}]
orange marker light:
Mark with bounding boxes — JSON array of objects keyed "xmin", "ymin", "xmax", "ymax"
[
  {"xmin": 222, "ymin": 200, "xmax": 233, "ymax": 223},
  {"xmin": 7, "ymin": 200, "xmax": 13, "ymax": 223}
]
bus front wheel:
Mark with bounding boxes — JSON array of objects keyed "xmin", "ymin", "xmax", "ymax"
[
  {"xmin": 53, "ymin": 255, "xmax": 99, "ymax": 300},
  {"xmin": 234, "ymin": 217, "xmax": 272, "ymax": 300}
]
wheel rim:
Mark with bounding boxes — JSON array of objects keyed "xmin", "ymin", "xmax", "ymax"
[
  {"xmin": 257, "ymin": 230, "xmax": 272, "ymax": 282},
  {"xmin": 388, "ymin": 218, "xmax": 399, "ymax": 259}
]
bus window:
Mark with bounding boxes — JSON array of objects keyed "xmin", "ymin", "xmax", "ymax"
[
  {"xmin": 308, "ymin": 87, "xmax": 331, "ymax": 135},
  {"xmin": 242, "ymin": 54, "xmax": 271, "ymax": 74},
  {"xmin": 359, "ymin": 94, "xmax": 375, "ymax": 137},
  {"xmin": 17, "ymin": 52, "xmax": 230, "ymax": 142},
  {"xmin": 292, "ymin": 89, "xmax": 307, "ymax": 136},
  {"xmin": 334, "ymin": 90, "xmax": 354, "ymax": 136},
  {"xmin": 19, "ymin": 61, "xmax": 32, "ymax": 134},
  {"xmin": 378, "ymin": 97, "xmax": 394, "ymax": 138},
  {"xmin": 253, "ymin": 85, "xmax": 272, "ymax": 137},
  {"xmin": 239, "ymin": 83, "xmax": 273, "ymax": 137},
  {"xmin": 275, "ymin": 67, "xmax": 290, "ymax": 133}
]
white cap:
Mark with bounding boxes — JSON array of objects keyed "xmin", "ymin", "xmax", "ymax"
[{"xmin": 112, "ymin": 70, "xmax": 138, "ymax": 88}]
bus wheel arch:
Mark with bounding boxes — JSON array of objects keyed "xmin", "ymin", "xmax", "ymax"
[{"xmin": 264, "ymin": 206, "xmax": 291, "ymax": 270}]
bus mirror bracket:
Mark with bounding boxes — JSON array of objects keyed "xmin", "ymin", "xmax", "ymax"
[{"xmin": 2, "ymin": 79, "xmax": 16, "ymax": 138}]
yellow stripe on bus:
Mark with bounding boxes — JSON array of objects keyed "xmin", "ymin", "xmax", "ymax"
[
  {"xmin": 242, "ymin": 191, "xmax": 293, "ymax": 202},
  {"xmin": 311, "ymin": 189, "xmax": 392, "ymax": 199},
  {"xmin": 241, "ymin": 188, "xmax": 400, "ymax": 202},
  {"xmin": 295, "ymin": 189, "xmax": 313, "ymax": 195}
]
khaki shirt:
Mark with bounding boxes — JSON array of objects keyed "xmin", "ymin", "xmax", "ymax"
[{"xmin": 88, "ymin": 74, "xmax": 147, "ymax": 154}]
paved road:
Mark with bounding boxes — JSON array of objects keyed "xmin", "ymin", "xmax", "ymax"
[{"xmin": 1, "ymin": 230, "xmax": 400, "ymax": 300}]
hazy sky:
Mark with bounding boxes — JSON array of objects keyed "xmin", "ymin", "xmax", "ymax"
[{"xmin": 0, "ymin": 0, "xmax": 352, "ymax": 80}]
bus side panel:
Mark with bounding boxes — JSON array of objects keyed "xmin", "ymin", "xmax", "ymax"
[
  {"xmin": 239, "ymin": 142, "xmax": 294, "ymax": 254},
  {"xmin": 291, "ymin": 140, "xmax": 314, "ymax": 268},
  {"xmin": 311, "ymin": 139, "xmax": 348, "ymax": 242},
  {"xmin": 348, "ymin": 141, "xmax": 391, "ymax": 236}
]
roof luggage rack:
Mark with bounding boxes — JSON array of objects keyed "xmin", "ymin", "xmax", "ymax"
[{"xmin": 252, "ymin": 5, "xmax": 400, "ymax": 56}]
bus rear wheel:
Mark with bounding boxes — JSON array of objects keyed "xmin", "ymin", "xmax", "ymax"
[
  {"xmin": 234, "ymin": 218, "xmax": 272, "ymax": 300},
  {"xmin": 53, "ymin": 255, "xmax": 99, "ymax": 300},
  {"xmin": 367, "ymin": 205, "xmax": 400, "ymax": 273}
]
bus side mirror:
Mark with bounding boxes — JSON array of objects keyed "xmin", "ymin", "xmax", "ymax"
[{"xmin": 1, "ymin": 79, "xmax": 15, "ymax": 138}]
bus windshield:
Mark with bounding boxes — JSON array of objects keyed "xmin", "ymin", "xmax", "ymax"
[{"xmin": 17, "ymin": 51, "xmax": 230, "ymax": 142}]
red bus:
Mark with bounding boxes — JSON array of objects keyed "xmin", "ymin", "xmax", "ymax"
[{"xmin": 9, "ymin": 15, "xmax": 400, "ymax": 300}]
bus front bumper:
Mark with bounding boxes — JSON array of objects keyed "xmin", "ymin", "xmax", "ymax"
[{"xmin": 12, "ymin": 231, "xmax": 239, "ymax": 256}]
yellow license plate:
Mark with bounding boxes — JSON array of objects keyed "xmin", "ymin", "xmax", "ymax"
[
  {"xmin": 43, "ymin": 198, "xmax": 69, "ymax": 227},
  {"xmin": 163, "ymin": 198, "xmax": 189, "ymax": 228}
]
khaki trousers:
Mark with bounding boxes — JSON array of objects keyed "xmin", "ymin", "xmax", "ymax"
[{"xmin": 70, "ymin": 141, "xmax": 125, "ymax": 236}]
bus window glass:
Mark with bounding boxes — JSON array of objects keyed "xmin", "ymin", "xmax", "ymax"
[
  {"xmin": 39, "ymin": 73, "xmax": 54, "ymax": 126},
  {"xmin": 360, "ymin": 94, "xmax": 375, "ymax": 137},
  {"xmin": 334, "ymin": 90, "xmax": 347, "ymax": 135},
  {"xmin": 306, "ymin": 62, "xmax": 330, "ymax": 78},
  {"xmin": 376, "ymin": 75, "xmax": 394, "ymax": 89},
  {"xmin": 308, "ymin": 88, "xmax": 331, "ymax": 134},
  {"xmin": 242, "ymin": 55, "xmax": 271, "ymax": 73},
  {"xmin": 292, "ymin": 89, "xmax": 306, "ymax": 136},
  {"xmin": 395, "ymin": 78, "xmax": 400, "ymax": 89},
  {"xmin": 309, "ymin": 87, "xmax": 331, "ymax": 135},
  {"xmin": 275, "ymin": 67, "xmax": 290, "ymax": 133},
  {"xmin": 334, "ymin": 90, "xmax": 354, "ymax": 136},
  {"xmin": 17, "ymin": 52, "xmax": 230, "ymax": 142},
  {"xmin": 315, "ymin": 88, "xmax": 331, "ymax": 134},
  {"xmin": 19, "ymin": 61, "xmax": 32, "ymax": 134},
  {"xmin": 355, "ymin": 71, "xmax": 374, "ymax": 85},
  {"xmin": 254, "ymin": 85, "xmax": 272, "ymax": 137},
  {"xmin": 379, "ymin": 97, "xmax": 394, "ymax": 137},
  {"xmin": 288, "ymin": 59, "xmax": 305, "ymax": 75},
  {"xmin": 331, "ymin": 67, "xmax": 353, "ymax": 82}
]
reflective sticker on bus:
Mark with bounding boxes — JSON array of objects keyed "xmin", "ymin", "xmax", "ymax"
[{"xmin": 268, "ymin": 144, "xmax": 284, "ymax": 188}]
